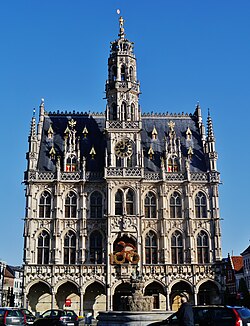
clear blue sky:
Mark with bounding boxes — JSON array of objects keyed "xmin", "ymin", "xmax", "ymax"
[{"xmin": 1, "ymin": 0, "xmax": 249, "ymax": 265}]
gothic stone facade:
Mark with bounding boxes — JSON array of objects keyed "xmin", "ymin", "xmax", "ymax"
[{"xmin": 23, "ymin": 17, "xmax": 223, "ymax": 316}]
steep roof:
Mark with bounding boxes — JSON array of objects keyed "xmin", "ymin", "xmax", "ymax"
[
  {"xmin": 241, "ymin": 245, "xmax": 250, "ymax": 256},
  {"xmin": 231, "ymin": 256, "xmax": 243, "ymax": 272},
  {"xmin": 37, "ymin": 110, "xmax": 207, "ymax": 174}
]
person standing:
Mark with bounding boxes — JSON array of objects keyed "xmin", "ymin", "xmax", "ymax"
[{"xmin": 175, "ymin": 295, "xmax": 194, "ymax": 326}]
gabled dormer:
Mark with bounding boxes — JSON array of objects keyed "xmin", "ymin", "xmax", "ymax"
[
  {"xmin": 64, "ymin": 119, "xmax": 80, "ymax": 172},
  {"xmin": 165, "ymin": 121, "xmax": 182, "ymax": 172}
]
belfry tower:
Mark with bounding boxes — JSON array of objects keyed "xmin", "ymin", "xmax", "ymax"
[{"xmin": 22, "ymin": 16, "xmax": 224, "ymax": 317}]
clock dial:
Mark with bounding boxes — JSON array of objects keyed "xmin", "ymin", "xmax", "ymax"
[{"xmin": 115, "ymin": 139, "xmax": 133, "ymax": 158}]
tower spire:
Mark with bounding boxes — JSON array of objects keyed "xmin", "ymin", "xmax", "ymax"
[{"xmin": 119, "ymin": 16, "xmax": 125, "ymax": 39}]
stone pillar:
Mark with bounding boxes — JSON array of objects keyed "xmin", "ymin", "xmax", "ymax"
[
  {"xmin": 166, "ymin": 290, "xmax": 170, "ymax": 311},
  {"xmin": 80, "ymin": 291, "xmax": 84, "ymax": 316},
  {"xmin": 51, "ymin": 289, "xmax": 56, "ymax": 309},
  {"xmin": 193, "ymin": 287, "xmax": 198, "ymax": 305}
]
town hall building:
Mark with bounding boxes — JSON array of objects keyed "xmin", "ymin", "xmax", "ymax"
[{"xmin": 22, "ymin": 17, "xmax": 224, "ymax": 316}]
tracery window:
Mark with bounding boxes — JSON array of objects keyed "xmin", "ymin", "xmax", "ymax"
[
  {"xmin": 65, "ymin": 191, "xmax": 77, "ymax": 218},
  {"xmin": 90, "ymin": 191, "xmax": 102, "ymax": 219},
  {"xmin": 66, "ymin": 154, "xmax": 77, "ymax": 172},
  {"xmin": 171, "ymin": 231, "xmax": 184, "ymax": 264},
  {"xmin": 115, "ymin": 190, "xmax": 123, "ymax": 215},
  {"xmin": 170, "ymin": 192, "xmax": 182, "ymax": 218},
  {"xmin": 90, "ymin": 231, "xmax": 103, "ymax": 264},
  {"xmin": 195, "ymin": 191, "xmax": 207, "ymax": 218},
  {"xmin": 64, "ymin": 230, "xmax": 76, "ymax": 264},
  {"xmin": 145, "ymin": 231, "xmax": 158, "ymax": 264},
  {"xmin": 37, "ymin": 230, "xmax": 49, "ymax": 264},
  {"xmin": 145, "ymin": 192, "xmax": 156, "ymax": 218},
  {"xmin": 197, "ymin": 231, "xmax": 209, "ymax": 263},
  {"xmin": 39, "ymin": 191, "xmax": 51, "ymax": 218},
  {"xmin": 126, "ymin": 189, "xmax": 134, "ymax": 215}
]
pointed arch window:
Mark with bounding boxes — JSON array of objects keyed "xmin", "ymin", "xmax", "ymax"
[
  {"xmin": 39, "ymin": 191, "xmax": 51, "ymax": 218},
  {"xmin": 115, "ymin": 190, "xmax": 123, "ymax": 215},
  {"xmin": 121, "ymin": 102, "xmax": 127, "ymax": 120},
  {"xmin": 170, "ymin": 192, "xmax": 182, "ymax": 218},
  {"xmin": 197, "ymin": 231, "xmax": 209, "ymax": 263},
  {"xmin": 127, "ymin": 156, "xmax": 133, "ymax": 167},
  {"xmin": 129, "ymin": 66, "xmax": 134, "ymax": 81},
  {"xmin": 64, "ymin": 230, "xmax": 76, "ymax": 264},
  {"xmin": 90, "ymin": 231, "xmax": 103, "ymax": 264},
  {"xmin": 121, "ymin": 65, "xmax": 126, "ymax": 81},
  {"xmin": 65, "ymin": 191, "xmax": 77, "ymax": 218},
  {"xmin": 111, "ymin": 103, "xmax": 117, "ymax": 121},
  {"xmin": 171, "ymin": 231, "xmax": 184, "ymax": 264},
  {"xmin": 168, "ymin": 157, "xmax": 179, "ymax": 172},
  {"xmin": 37, "ymin": 230, "xmax": 49, "ymax": 264},
  {"xmin": 195, "ymin": 191, "xmax": 207, "ymax": 218},
  {"xmin": 66, "ymin": 154, "xmax": 77, "ymax": 172},
  {"xmin": 145, "ymin": 192, "xmax": 156, "ymax": 218},
  {"xmin": 145, "ymin": 231, "xmax": 158, "ymax": 264},
  {"xmin": 90, "ymin": 191, "xmax": 103, "ymax": 219},
  {"xmin": 111, "ymin": 65, "xmax": 117, "ymax": 81},
  {"xmin": 126, "ymin": 189, "xmax": 134, "ymax": 215},
  {"xmin": 130, "ymin": 103, "xmax": 135, "ymax": 121}
]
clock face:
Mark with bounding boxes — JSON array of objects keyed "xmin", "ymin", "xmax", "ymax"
[{"xmin": 114, "ymin": 139, "xmax": 133, "ymax": 158}]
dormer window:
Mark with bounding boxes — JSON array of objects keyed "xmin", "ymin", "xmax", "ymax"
[
  {"xmin": 167, "ymin": 158, "xmax": 179, "ymax": 172},
  {"xmin": 66, "ymin": 154, "xmax": 77, "ymax": 172}
]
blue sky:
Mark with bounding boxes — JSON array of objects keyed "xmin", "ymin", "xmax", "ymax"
[{"xmin": 0, "ymin": 0, "xmax": 249, "ymax": 265}]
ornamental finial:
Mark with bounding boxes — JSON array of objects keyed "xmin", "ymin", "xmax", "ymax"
[{"xmin": 117, "ymin": 10, "xmax": 125, "ymax": 39}]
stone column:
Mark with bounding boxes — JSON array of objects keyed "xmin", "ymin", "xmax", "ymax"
[
  {"xmin": 51, "ymin": 289, "xmax": 56, "ymax": 309},
  {"xmin": 80, "ymin": 291, "xmax": 84, "ymax": 316}
]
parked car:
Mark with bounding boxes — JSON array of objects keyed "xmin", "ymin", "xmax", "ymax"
[
  {"xmin": 33, "ymin": 309, "xmax": 79, "ymax": 326},
  {"xmin": 0, "ymin": 307, "xmax": 26, "ymax": 325},
  {"xmin": 149, "ymin": 305, "xmax": 250, "ymax": 326},
  {"xmin": 20, "ymin": 308, "xmax": 36, "ymax": 325}
]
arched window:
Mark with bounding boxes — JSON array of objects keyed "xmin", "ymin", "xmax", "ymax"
[
  {"xmin": 39, "ymin": 191, "xmax": 51, "ymax": 218},
  {"xmin": 197, "ymin": 231, "xmax": 209, "ymax": 263},
  {"xmin": 90, "ymin": 231, "xmax": 103, "ymax": 264},
  {"xmin": 37, "ymin": 230, "xmax": 49, "ymax": 264},
  {"xmin": 171, "ymin": 231, "xmax": 183, "ymax": 264},
  {"xmin": 126, "ymin": 189, "xmax": 134, "ymax": 215},
  {"xmin": 121, "ymin": 102, "xmax": 127, "ymax": 120},
  {"xmin": 167, "ymin": 158, "xmax": 178, "ymax": 172},
  {"xmin": 121, "ymin": 65, "xmax": 126, "ymax": 81},
  {"xmin": 65, "ymin": 191, "xmax": 77, "ymax": 218},
  {"xmin": 195, "ymin": 191, "xmax": 207, "ymax": 218},
  {"xmin": 145, "ymin": 192, "xmax": 156, "ymax": 218},
  {"xmin": 129, "ymin": 66, "xmax": 134, "ymax": 81},
  {"xmin": 64, "ymin": 230, "xmax": 76, "ymax": 264},
  {"xmin": 145, "ymin": 231, "xmax": 157, "ymax": 264},
  {"xmin": 130, "ymin": 103, "xmax": 135, "ymax": 121},
  {"xmin": 66, "ymin": 154, "xmax": 77, "ymax": 172},
  {"xmin": 111, "ymin": 103, "xmax": 117, "ymax": 121},
  {"xmin": 111, "ymin": 65, "xmax": 117, "ymax": 81},
  {"xmin": 90, "ymin": 191, "xmax": 102, "ymax": 218},
  {"xmin": 170, "ymin": 192, "xmax": 182, "ymax": 218},
  {"xmin": 115, "ymin": 190, "xmax": 123, "ymax": 215}
]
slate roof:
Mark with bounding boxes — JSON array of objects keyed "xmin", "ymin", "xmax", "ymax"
[
  {"xmin": 241, "ymin": 245, "xmax": 250, "ymax": 256},
  {"xmin": 38, "ymin": 111, "xmax": 207, "ymax": 173}
]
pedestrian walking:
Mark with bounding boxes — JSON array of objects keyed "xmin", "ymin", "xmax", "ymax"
[{"xmin": 175, "ymin": 294, "xmax": 194, "ymax": 326}]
